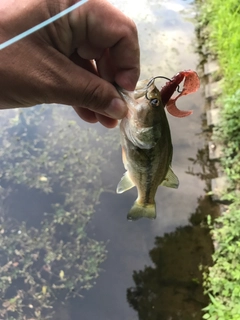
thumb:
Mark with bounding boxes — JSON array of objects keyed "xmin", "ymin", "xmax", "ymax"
[{"xmin": 47, "ymin": 52, "xmax": 127, "ymax": 120}]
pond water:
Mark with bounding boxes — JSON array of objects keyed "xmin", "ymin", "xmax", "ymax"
[{"xmin": 0, "ymin": 0, "xmax": 216, "ymax": 319}]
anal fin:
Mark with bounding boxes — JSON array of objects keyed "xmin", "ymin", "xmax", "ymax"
[{"xmin": 161, "ymin": 166, "xmax": 179, "ymax": 189}]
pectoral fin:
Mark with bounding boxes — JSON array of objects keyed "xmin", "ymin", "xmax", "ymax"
[
  {"xmin": 161, "ymin": 167, "xmax": 179, "ymax": 189},
  {"xmin": 116, "ymin": 171, "xmax": 135, "ymax": 194}
]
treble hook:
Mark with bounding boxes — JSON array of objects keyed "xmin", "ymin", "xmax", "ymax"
[{"xmin": 145, "ymin": 75, "xmax": 182, "ymax": 100}]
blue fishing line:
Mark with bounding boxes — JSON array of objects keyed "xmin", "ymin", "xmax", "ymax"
[{"xmin": 0, "ymin": 0, "xmax": 88, "ymax": 50}]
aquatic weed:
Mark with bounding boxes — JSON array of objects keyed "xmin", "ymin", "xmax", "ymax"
[{"xmin": 0, "ymin": 105, "xmax": 119, "ymax": 319}]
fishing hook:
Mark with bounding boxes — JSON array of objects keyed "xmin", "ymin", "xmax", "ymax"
[{"xmin": 145, "ymin": 75, "xmax": 182, "ymax": 101}]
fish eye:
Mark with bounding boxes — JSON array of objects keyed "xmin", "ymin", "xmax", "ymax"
[{"xmin": 150, "ymin": 98, "xmax": 159, "ymax": 107}]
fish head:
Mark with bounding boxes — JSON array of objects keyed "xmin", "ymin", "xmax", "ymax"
[
  {"xmin": 119, "ymin": 78, "xmax": 164, "ymax": 127},
  {"xmin": 134, "ymin": 78, "xmax": 164, "ymax": 127}
]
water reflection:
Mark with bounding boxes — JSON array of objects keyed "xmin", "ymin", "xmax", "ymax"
[
  {"xmin": 0, "ymin": 0, "xmax": 215, "ymax": 319},
  {"xmin": 125, "ymin": 145, "xmax": 218, "ymax": 320},
  {"xmin": 127, "ymin": 197, "xmax": 215, "ymax": 320},
  {"xmin": 80, "ymin": 142, "xmax": 218, "ymax": 320}
]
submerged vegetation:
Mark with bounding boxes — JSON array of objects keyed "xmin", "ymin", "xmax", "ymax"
[
  {"xmin": 197, "ymin": 0, "xmax": 240, "ymax": 319},
  {"xmin": 0, "ymin": 105, "xmax": 119, "ymax": 319}
]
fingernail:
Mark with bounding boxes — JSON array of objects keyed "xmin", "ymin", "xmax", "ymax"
[{"xmin": 105, "ymin": 98, "xmax": 127, "ymax": 119}]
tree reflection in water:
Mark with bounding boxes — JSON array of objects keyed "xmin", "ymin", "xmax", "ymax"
[{"xmin": 127, "ymin": 145, "xmax": 219, "ymax": 320}]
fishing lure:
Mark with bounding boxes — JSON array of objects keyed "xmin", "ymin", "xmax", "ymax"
[{"xmin": 146, "ymin": 70, "xmax": 200, "ymax": 117}]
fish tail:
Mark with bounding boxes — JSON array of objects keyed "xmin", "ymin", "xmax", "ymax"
[{"xmin": 127, "ymin": 201, "xmax": 156, "ymax": 221}]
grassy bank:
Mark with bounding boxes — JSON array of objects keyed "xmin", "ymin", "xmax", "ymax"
[{"xmin": 197, "ymin": 0, "xmax": 240, "ymax": 319}]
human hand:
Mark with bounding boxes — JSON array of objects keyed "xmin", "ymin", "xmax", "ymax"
[{"xmin": 0, "ymin": 0, "xmax": 140, "ymax": 128}]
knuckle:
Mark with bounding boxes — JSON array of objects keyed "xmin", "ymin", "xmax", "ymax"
[
  {"xmin": 129, "ymin": 18, "xmax": 138, "ymax": 35},
  {"xmin": 122, "ymin": 18, "xmax": 138, "ymax": 38}
]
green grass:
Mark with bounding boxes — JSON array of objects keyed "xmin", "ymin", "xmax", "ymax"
[
  {"xmin": 202, "ymin": 197, "xmax": 240, "ymax": 320},
  {"xmin": 197, "ymin": 0, "xmax": 240, "ymax": 319},
  {"xmin": 199, "ymin": 0, "xmax": 240, "ymax": 95}
]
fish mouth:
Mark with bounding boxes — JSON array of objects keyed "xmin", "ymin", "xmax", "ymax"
[
  {"xmin": 145, "ymin": 75, "xmax": 184, "ymax": 106},
  {"xmin": 114, "ymin": 73, "xmax": 184, "ymax": 106},
  {"xmin": 134, "ymin": 75, "xmax": 181, "ymax": 104}
]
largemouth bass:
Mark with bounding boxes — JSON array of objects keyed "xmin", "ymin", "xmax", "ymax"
[{"xmin": 116, "ymin": 70, "xmax": 200, "ymax": 221}]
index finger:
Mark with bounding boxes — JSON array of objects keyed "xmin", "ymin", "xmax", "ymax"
[{"xmin": 69, "ymin": 0, "xmax": 140, "ymax": 90}]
